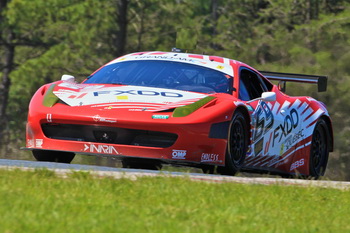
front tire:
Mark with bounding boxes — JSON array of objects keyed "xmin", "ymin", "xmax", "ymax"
[
  {"xmin": 220, "ymin": 111, "xmax": 249, "ymax": 175},
  {"xmin": 33, "ymin": 150, "xmax": 75, "ymax": 163},
  {"xmin": 309, "ymin": 119, "xmax": 329, "ymax": 179}
]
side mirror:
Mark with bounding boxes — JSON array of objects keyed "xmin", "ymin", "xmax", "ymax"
[
  {"xmin": 261, "ymin": 92, "xmax": 276, "ymax": 102},
  {"xmin": 247, "ymin": 92, "xmax": 276, "ymax": 104},
  {"xmin": 61, "ymin": 74, "xmax": 75, "ymax": 82}
]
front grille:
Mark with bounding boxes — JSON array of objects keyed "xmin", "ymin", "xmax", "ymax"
[{"xmin": 41, "ymin": 123, "xmax": 178, "ymax": 148}]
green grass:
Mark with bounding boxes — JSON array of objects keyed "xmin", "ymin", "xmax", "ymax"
[{"xmin": 0, "ymin": 169, "xmax": 349, "ymax": 233}]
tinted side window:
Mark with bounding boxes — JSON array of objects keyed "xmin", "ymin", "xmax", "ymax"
[{"xmin": 239, "ymin": 69, "xmax": 268, "ymax": 101}]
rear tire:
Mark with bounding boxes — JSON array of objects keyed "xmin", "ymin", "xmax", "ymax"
[
  {"xmin": 309, "ymin": 119, "xmax": 329, "ymax": 179},
  {"xmin": 33, "ymin": 150, "xmax": 75, "ymax": 163},
  {"xmin": 220, "ymin": 111, "xmax": 249, "ymax": 175}
]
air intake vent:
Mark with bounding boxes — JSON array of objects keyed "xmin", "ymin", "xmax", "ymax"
[{"xmin": 41, "ymin": 123, "xmax": 178, "ymax": 148}]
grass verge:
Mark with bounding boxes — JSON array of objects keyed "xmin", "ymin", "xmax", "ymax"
[{"xmin": 0, "ymin": 169, "xmax": 349, "ymax": 233}]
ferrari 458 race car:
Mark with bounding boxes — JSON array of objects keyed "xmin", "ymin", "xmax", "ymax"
[{"xmin": 24, "ymin": 50, "xmax": 333, "ymax": 179}]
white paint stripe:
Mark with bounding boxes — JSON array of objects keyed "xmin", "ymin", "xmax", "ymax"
[
  {"xmin": 301, "ymin": 106, "xmax": 313, "ymax": 117},
  {"xmin": 271, "ymin": 101, "xmax": 280, "ymax": 115},
  {"xmin": 223, "ymin": 58, "xmax": 230, "ymax": 65},
  {"xmin": 280, "ymin": 100, "xmax": 291, "ymax": 112},
  {"xmin": 252, "ymin": 156, "xmax": 272, "ymax": 167},
  {"xmin": 290, "ymin": 99, "xmax": 302, "ymax": 109},
  {"xmin": 298, "ymin": 102, "xmax": 309, "ymax": 112},
  {"xmin": 303, "ymin": 109, "xmax": 323, "ymax": 125}
]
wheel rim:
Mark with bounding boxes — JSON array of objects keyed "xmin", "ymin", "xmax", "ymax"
[{"xmin": 230, "ymin": 118, "xmax": 246, "ymax": 164}]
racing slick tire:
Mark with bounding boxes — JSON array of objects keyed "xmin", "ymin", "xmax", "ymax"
[
  {"xmin": 309, "ymin": 119, "xmax": 330, "ymax": 179},
  {"xmin": 121, "ymin": 158, "xmax": 163, "ymax": 170},
  {"xmin": 219, "ymin": 111, "xmax": 249, "ymax": 176},
  {"xmin": 32, "ymin": 150, "xmax": 75, "ymax": 163}
]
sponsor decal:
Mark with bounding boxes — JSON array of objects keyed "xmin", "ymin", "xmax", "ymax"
[
  {"xmin": 134, "ymin": 55, "xmax": 195, "ymax": 62},
  {"xmin": 290, "ymin": 158, "xmax": 305, "ymax": 171},
  {"xmin": 92, "ymin": 115, "xmax": 117, "ymax": 123},
  {"xmin": 35, "ymin": 139, "xmax": 43, "ymax": 148},
  {"xmin": 201, "ymin": 153, "xmax": 222, "ymax": 163},
  {"xmin": 272, "ymin": 108, "xmax": 299, "ymax": 147},
  {"xmin": 46, "ymin": 114, "xmax": 52, "ymax": 123},
  {"xmin": 27, "ymin": 139, "xmax": 34, "ymax": 148},
  {"xmin": 93, "ymin": 90, "xmax": 183, "ymax": 98},
  {"xmin": 117, "ymin": 95, "xmax": 128, "ymax": 100},
  {"xmin": 152, "ymin": 115, "xmax": 169, "ymax": 119},
  {"xmin": 280, "ymin": 144, "xmax": 285, "ymax": 155},
  {"xmin": 284, "ymin": 129, "xmax": 304, "ymax": 150},
  {"xmin": 84, "ymin": 144, "xmax": 119, "ymax": 154},
  {"xmin": 172, "ymin": 149, "xmax": 186, "ymax": 160}
]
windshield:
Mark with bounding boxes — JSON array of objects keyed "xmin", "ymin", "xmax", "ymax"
[{"xmin": 84, "ymin": 60, "xmax": 232, "ymax": 94}]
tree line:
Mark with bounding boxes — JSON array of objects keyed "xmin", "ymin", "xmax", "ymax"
[{"xmin": 1, "ymin": 0, "xmax": 350, "ymax": 180}]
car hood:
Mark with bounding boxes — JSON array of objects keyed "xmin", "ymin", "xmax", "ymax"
[{"xmin": 52, "ymin": 82, "xmax": 208, "ymax": 111}]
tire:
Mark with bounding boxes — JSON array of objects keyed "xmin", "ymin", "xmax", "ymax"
[
  {"xmin": 220, "ymin": 111, "xmax": 249, "ymax": 175},
  {"xmin": 309, "ymin": 119, "xmax": 329, "ymax": 179},
  {"xmin": 33, "ymin": 150, "xmax": 75, "ymax": 163},
  {"xmin": 121, "ymin": 158, "xmax": 162, "ymax": 170}
]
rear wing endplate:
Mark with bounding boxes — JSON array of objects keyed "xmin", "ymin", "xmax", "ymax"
[{"xmin": 259, "ymin": 71, "xmax": 328, "ymax": 92}]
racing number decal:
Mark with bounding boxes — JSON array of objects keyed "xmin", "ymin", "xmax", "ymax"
[
  {"xmin": 251, "ymin": 101, "xmax": 302, "ymax": 159},
  {"xmin": 253, "ymin": 102, "xmax": 274, "ymax": 141}
]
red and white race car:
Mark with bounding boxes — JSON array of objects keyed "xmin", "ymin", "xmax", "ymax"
[{"xmin": 24, "ymin": 50, "xmax": 333, "ymax": 178}]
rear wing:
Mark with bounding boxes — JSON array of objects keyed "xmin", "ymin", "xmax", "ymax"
[{"xmin": 259, "ymin": 71, "xmax": 328, "ymax": 92}]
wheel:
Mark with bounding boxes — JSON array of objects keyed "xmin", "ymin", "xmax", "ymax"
[
  {"xmin": 33, "ymin": 150, "xmax": 75, "ymax": 163},
  {"xmin": 121, "ymin": 158, "xmax": 162, "ymax": 170},
  {"xmin": 309, "ymin": 119, "xmax": 329, "ymax": 179},
  {"xmin": 220, "ymin": 111, "xmax": 249, "ymax": 175}
]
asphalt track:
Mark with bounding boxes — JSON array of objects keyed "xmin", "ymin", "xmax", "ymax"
[{"xmin": 1, "ymin": 159, "xmax": 350, "ymax": 190}]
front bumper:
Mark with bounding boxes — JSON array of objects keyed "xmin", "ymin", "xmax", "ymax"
[{"xmin": 25, "ymin": 103, "xmax": 230, "ymax": 166}]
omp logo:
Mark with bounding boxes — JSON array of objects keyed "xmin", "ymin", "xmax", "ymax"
[
  {"xmin": 172, "ymin": 150, "xmax": 186, "ymax": 159},
  {"xmin": 84, "ymin": 144, "xmax": 118, "ymax": 154},
  {"xmin": 93, "ymin": 90, "xmax": 183, "ymax": 98}
]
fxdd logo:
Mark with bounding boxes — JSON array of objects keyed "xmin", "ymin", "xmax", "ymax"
[
  {"xmin": 273, "ymin": 108, "xmax": 299, "ymax": 147},
  {"xmin": 93, "ymin": 90, "xmax": 183, "ymax": 98}
]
